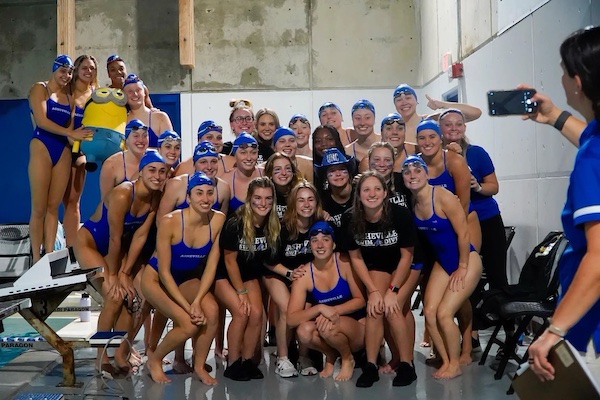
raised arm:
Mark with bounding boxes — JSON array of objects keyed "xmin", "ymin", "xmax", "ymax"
[{"xmin": 425, "ymin": 94, "xmax": 482, "ymax": 122}]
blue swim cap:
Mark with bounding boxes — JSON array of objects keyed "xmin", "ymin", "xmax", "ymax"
[
  {"xmin": 52, "ymin": 54, "xmax": 74, "ymax": 72},
  {"xmin": 197, "ymin": 120, "xmax": 223, "ymax": 140},
  {"xmin": 139, "ymin": 149, "xmax": 166, "ymax": 171},
  {"xmin": 393, "ymin": 84, "xmax": 418, "ymax": 101},
  {"xmin": 187, "ymin": 171, "xmax": 215, "ymax": 193},
  {"xmin": 380, "ymin": 113, "xmax": 405, "ymax": 131},
  {"xmin": 232, "ymin": 132, "xmax": 258, "ymax": 155},
  {"xmin": 309, "ymin": 220, "xmax": 335, "ymax": 240},
  {"xmin": 193, "ymin": 141, "xmax": 218, "ymax": 163},
  {"xmin": 157, "ymin": 130, "xmax": 181, "ymax": 146},
  {"xmin": 273, "ymin": 126, "xmax": 295, "ymax": 144},
  {"xmin": 401, "ymin": 155, "xmax": 428, "ymax": 174},
  {"xmin": 123, "ymin": 73, "xmax": 143, "ymax": 88},
  {"xmin": 125, "ymin": 119, "xmax": 148, "ymax": 139},
  {"xmin": 416, "ymin": 119, "xmax": 441, "ymax": 136},
  {"xmin": 351, "ymin": 99, "xmax": 375, "ymax": 116},
  {"xmin": 106, "ymin": 54, "xmax": 123, "ymax": 66},
  {"xmin": 318, "ymin": 102, "xmax": 342, "ymax": 117},
  {"xmin": 289, "ymin": 113, "xmax": 310, "ymax": 126}
]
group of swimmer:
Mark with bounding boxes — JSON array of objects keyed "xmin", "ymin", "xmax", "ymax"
[{"xmin": 30, "ymin": 52, "xmax": 509, "ymax": 387}]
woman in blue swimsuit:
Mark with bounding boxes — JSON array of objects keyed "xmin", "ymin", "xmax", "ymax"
[
  {"xmin": 402, "ymin": 155, "xmax": 481, "ymax": 380},
  {"xmin": 417, "ymin": 119, "xmax": 482, "ymax": 362},
  {"xmin": 28, "ymin": 55, "xmax": 93, "ymax": 263},
  {"xmin": 63, "ymin": 55, "xmax": 99, "ymax": 262},
  {"xmin": 123, "ymin": 74, "xmax": 172, "ymax": 148},
  {"xmin": 142, "ymin": 171, "xmax": 226, "ymax": 384},
  {"xmin": 222, "ymin": 133, "xmax": 262, "ymax": 215},
  {"xmin": 76, "ymin": 150, "xmax": 167, "ymax": 375},
  {"xmin": 288, "ymin": 220, "xmax": 366, "ymax": 382},
  {"xmin": 99, "ymin": 119, "xmax": 150, "ymax": 199}
]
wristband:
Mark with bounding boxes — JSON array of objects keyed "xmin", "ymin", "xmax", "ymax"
[
  {"xmin": 368, "ymin": 289, "xmax": 380, "ymax": 294},
  {"xmin": 236, "ymin": 287, "xmax": 248, "ymax": 295},
  {"xmin": 120, "ymin": 270, "xmax": 130, "ymax": 276},
  {"xmin": 553, "ymin": 110, "xmax": 572, "ymax": 131},
  {"xmin": 389, "ymin": 285, "xmax": 400, "ymax": 293},
  {"xmin": 547, "ymin": 319, "xmax": 567, "ymax": 337}
]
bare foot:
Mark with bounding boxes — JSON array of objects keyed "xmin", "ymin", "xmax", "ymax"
[
  {"xmin": 379, "ymin": 358, "xmax": 399, "ymax": 374},
  {"xmin": 334, "ymin": 358, "xmax": 355, "ymax": 381},
  {"xmin": 129, "ymin": 351, "xmax": 143, "ymax": 367},
  {"xmin": 147, "ymin": 357, "xmax": 171, "ymax": 383},
  {"xmin": 215, "ymin": 348, "xmax": 228, "ymax": 360},
  {"xmin": 319, "ymin": 362, "xmax": 334, "ymax": 378},
  {"xmin": 173, "ymin": 358, "xmax": 194, "ymax": 374},
  {"xmin": 435, "ymin": 363, "xmax": 462, "ymax": 379},
  {"xmin": 432, "ymin": 363, "xmax": 448, "ymax": 379},
  {"xmin": 459, "ymin": 353, "xmax": 473, "ymax": 366},
  {"xmin": 195, "ymin": 366, "xmax": 218, "ymax": 385}
]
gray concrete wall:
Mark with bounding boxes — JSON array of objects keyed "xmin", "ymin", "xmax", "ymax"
[{"xmin": 0, "ymin": 0, "xmax": 419, "ymax": 98}]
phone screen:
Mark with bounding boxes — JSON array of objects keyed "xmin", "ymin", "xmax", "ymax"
[{"xmin": 487, "ymin": 89, "xmax": 537, "ymax": 116}]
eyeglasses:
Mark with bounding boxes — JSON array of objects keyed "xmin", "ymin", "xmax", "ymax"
[
  {"xmin": 232, "ymin": 116, "xmax": 254, "ymax": 123},
  {"xmin": 160, "ymin": 137, "xmax": 181, "ymax": 144},
  {"xmin": 130, "ymin": 126, "xmax": 148, "ymax": 132}
]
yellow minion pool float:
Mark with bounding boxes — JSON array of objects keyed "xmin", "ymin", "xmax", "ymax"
[{"xmin": 73, "ymin": 87, "xmax": 127, "ymax": 171}]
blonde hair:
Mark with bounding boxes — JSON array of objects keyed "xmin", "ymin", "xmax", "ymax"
[
  {"xmin": 254, "ymin": 108, "xmax": 281, "ymax": 142},
  {"xmin": 236, "ymin": 177, "xmax": 280, "ymax": 257},
  {"xmin": 283, "ymin": 180, "xmax": 324, "ymax": 240}
]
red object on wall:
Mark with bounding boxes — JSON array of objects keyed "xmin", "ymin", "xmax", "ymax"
[{"xmin": 449, "ymin": 62, "xmax": 464, "ymax": 78}]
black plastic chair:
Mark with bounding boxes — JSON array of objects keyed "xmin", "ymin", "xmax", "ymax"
[{"xmin": 478, "ymin": 231, "xmax": 568, "ymax": 380}]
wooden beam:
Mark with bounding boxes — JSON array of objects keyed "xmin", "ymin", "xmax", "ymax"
[
  {"xmin": 179, "ymin": 0, "xmax": 195, "ymax": 68},
  {"xmin": 57, "ymin": 0, "xmax": 75, "ymax": 57}
]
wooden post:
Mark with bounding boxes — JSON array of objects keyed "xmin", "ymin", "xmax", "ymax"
[
  {"xmin": 179, "ymin": 0, "xmax": 195, "ymax": 68},
  {"xmin": 57, "ymin": 0, "xmax": 75, "ymax": 57}
]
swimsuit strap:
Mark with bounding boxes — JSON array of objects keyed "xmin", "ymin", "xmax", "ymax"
[
  {"xmin": 309, "ymin": 262, "xmax": 316, "ymax": 289},
  {"xmin": 148, "ymin": 109, "xmax": 152, "ymax": 127},
  {"xmin": 345, "ymin": 129, "xmax": 352, "ymax": 144},
  {"xmin": 334, "ymin": 253, "xmax": 341, "ymax": 277},
  {"xmin": 215, "ymin": 180, "xmax": 219, "ymax": 205},
  {"xmin": 232, "ymin": 169, "xmax": 237, "ymax": 197},
  {"xmin": 181, "ymin": 210, "xmax": 186, "ymax": 243},
  {"xmin": 431, "ymin": 186, "xmax": 436, "ymax": 215},
  {"xmin": 129, "ymin": 182, "xmax": 136, "ymax": 210},
  {"xmin": 403, "ymin": 145, "xmax": 408, "ymax": 157},
  {"xmin": 42, "ymin": 81, "xmax": 51, "ymax": 97},
  {"xmin": 122, "ymin": 152, "xmax": 128, "ymax": 181},
  {"xmin": 442, "ymin": 151, "xmax": 447, "ymax": 170}
]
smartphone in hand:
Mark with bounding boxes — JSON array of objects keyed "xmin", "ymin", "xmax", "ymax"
[{"xmin": 487, "ymin": 89, "xmax": 538, "ymax": 116}]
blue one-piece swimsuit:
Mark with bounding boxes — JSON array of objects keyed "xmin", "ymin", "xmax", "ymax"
[
  {"xmin": 31, "ymin": 83, "xmax": 72, "ymax": 166},
  {"xmin": 82, "ymin": 184, "xmax": 149, "ymax": 256},
  {"xmin": 413, "ymin": 187, "xmax": 474, "ymax": 274},
  {"xmin": 148, "ymin": 212, "xmax": 212, "ymax": 285},
  {"xmin": 307, "ymin": 255, "xmax": 366, "ymax": 320}
]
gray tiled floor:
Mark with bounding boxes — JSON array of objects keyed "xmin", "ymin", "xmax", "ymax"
[{"xmin": 1, "ymin": 311, "xmax": 520, "ymax": 400}]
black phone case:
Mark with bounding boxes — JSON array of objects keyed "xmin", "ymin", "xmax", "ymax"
[{"xmin": 487, "ymin": 90, "xmax": 537, "ymax": 116}]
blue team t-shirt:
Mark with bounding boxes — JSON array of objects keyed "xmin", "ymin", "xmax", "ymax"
[
  {"xmin": 466, "ymin": 144, "xmax": 500, "ymax": 221},
  {"xmin": 559, "ymin": 118, "xmax": 600, "ymax": 352}
]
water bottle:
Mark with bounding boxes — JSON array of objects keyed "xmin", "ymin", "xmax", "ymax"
[{"xmin": 80, "ymin": 293, "xmax": 91, "ymax": 322}]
